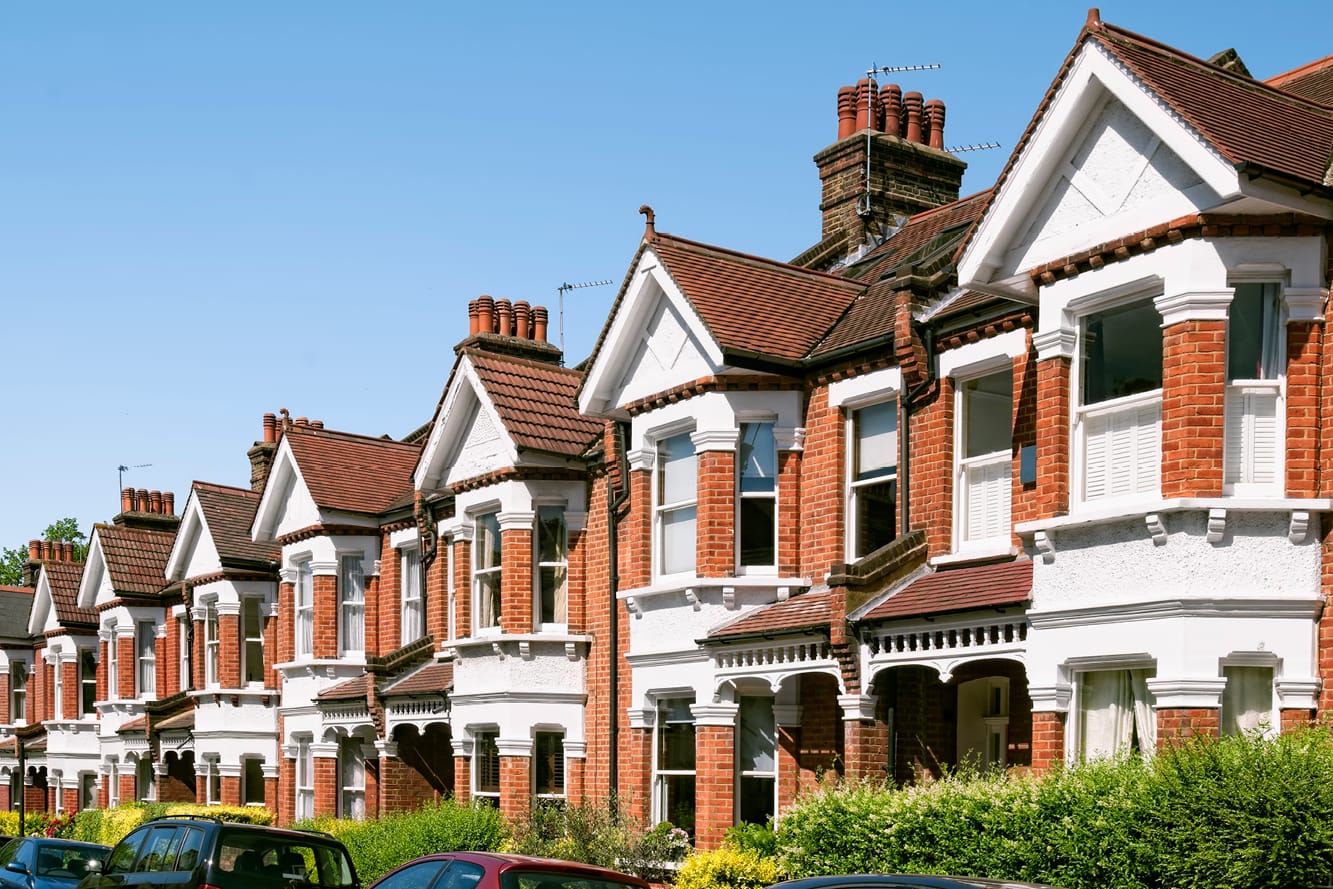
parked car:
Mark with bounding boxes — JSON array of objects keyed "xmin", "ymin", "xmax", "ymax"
[
  {"xmin": 0, "ymin": 837, "xmax": 110, "ymax": 889},
  {"xmin": 367, "ymin": 851, "xmax": 651, "ymax": 889},
  {"xmin": 768, "ymin": 877, "xmax": 1066, "ymax": 889},
  {"xmin": 76, "ymin": 814, "xmax": 360, "ymax": 889}
]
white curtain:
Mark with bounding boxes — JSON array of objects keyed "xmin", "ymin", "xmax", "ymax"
[{"xmin": 1080, "ymin": 668, "xmax": 1155, "ymax": 760}]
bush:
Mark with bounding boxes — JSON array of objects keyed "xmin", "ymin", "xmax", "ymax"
[
  {"xmin": 676, "ymin": 846, "xmax": 784, "ymax": 889},
  {"xmin": 507, "ymin": 796, "xmax": 689, "ymax": 883},
  {"xmin": 723, "ymin": 822, "xmax": 778, "ymax": 858}
]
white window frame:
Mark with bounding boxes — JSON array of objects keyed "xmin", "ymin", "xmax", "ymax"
[
  {"xmin": 339, "ymin": 737, "xmax": 366, "ymax": 820},
  {"xmin": 79, "ymin": 773, "xmax": 98, "ymax": 811},
  {"xmin": 80, "ymin": 648, "xmax": 97, "ymax": 717},
  {"xmin": 242, "ymin": 756, "xmax": 266, "ymax": 806},
  {"xmin": 472, "ymin": 516, "xmax": 501, "ymax": 633},
  {"xmin": 1072, "ymin": 293, "xmax": 1164, "ymax": 509},
  {"xmin": 105, "ymin": 623, "xmax": 118, "ymax": 703},
  {"xmin": 472, "ymin": 729, "xmax": 500, "ymax": 805},
  {"xmin": 205, "ymin": 757, "xmax": 221, "ymax": 806},
  {"xmin": 136, "ymin": 756, "xmax": 156, "ymax": 802},
  {"xmin": 953, "ymin": 364, "xmax": 1014, "ymax": 554},
  {"xmin": 654, "ymin": 429, "xmax": 698, "ymax": 579},
  {"xmin": 652, "ymin": 696, "xmax": 696, "ymax": 829},
  {"xmin": 1224, "ymin": 280, "xmax": 1286, "ymax": 496},
  {"xmin": 339, "ymin": 554, "xmax": 366, "ymax": 656},
  {"xmin": 11, "ymin": 660, "xmax": 28, "ymax": 724},
  {"xmin": 1221, "ymin": 657, "xmax": 1277, "ymax": 738},
  {"xmin": 534, "ymin": 506, "xmax": 568, "ymax": 630},
  {"xmin": 533, "ymin": 730, "xmax": 566, "ymax": 800},
  {"xmin": 401, "ymin": 546, "xmax": 424, "ymax": 644},
  {"xmin": 178, "ymin": 616, "xmax": 190, "ymax": 693},
  {"xmin": 295, "ymin": 560, "xmax": 314, "ymax": 659},
  {"xmin": 295, "ymin": 736, "xmax": 314, "ymax": 821},
  {"xmin": 52, "ymin": 654, "xmax": 63, "ymax": 720},
  {"xmin": 136, "ymin": 620, "xmax": 157, "ymax": 699},
  {"xmin": 737, "ymin": 421, "xmax": 778, "ymax": 574},
  {"xmin": 736, "ymin": 695, "xmax": 776, "ymax": 827},
  {"xmin": 241, "ymin": 596, "xmax": 265, "ymax": 686},
  {"xmin": 108, "ymin": 761, "xmax": 119, "ymax": 807},
  {"xmin": 846, "ymin": 400, "xmax": 899, "ymax": 561},
  {"xmin": 203, "ymin": 600, "xmax": 220, "ymax": 687},
  {"xmin": 1071, "ymin": 664, "xmax": 1157, "ymax": 763}
]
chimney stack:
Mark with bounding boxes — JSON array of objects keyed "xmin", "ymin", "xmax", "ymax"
[{"xmin": 249, "ymin": 412, "xmax": 281, "ymax": 494}]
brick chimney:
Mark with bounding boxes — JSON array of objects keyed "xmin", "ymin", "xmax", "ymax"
[
  {"xmin": 247, "ymin": 412, "xmax": 280, "ymax": 493},
  {"xmin": 458, "ymin": 297, "xmax": 564, "ymax": 364},
  {"xmin": 810, "ymin": 81, "xmax": 967, "ymax": 267},
  {"xmin": 114, "ymin": 487, "xmax": 180, "ymax": 531}
]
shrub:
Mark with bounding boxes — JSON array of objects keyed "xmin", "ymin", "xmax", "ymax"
[
  {"xmin": 507, "ymin": 795, "xmax": 688, "ymax": 883},
  {"xmin": 723, "ymin": 822, "xmax": 778, "ymax": 858},
  {"xmin": 676, "ymin": 846, "xmax": 784, "ymax": 889}
]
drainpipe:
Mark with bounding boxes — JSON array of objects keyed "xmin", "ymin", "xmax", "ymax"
[
  {"xmin": 607, "ymin": 421, "xmax": 633, "ymax": 793},
  {"xmin": 900, "ymin": 322, "xmax": 937, "ymax": 536}
]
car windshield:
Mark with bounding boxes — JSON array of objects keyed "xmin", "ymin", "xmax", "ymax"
[
  {"xmin": 214, "ymin": 831, "xmax": 356, "ymax": 889},
  {"xmin": 500, "ymin": 871, "xmax": 643, "ymax": 889},
  {"xmin": 35, "ymin": 844, "xmax": 103, "ymax": 878}
]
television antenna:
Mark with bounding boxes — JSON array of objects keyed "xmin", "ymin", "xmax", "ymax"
[
  {"xmin": 860, "ymin": 63, "xmax": 941, "ymax": 219},
  {"xmin": 117, "ymin": 463, "xmax": 152, "ymax": 493},
  {"xmin": 556, "ymin": 279, "xmax": 614, "ymax": 359}
]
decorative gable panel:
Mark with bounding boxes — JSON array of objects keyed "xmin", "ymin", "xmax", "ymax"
[
  {"xmin": 443, "ymin": 400, "xmax": 510, "ymax": 488},
  {"xmin": 614, "ymin": 293, "xmax": 715, "ymax": 407}
]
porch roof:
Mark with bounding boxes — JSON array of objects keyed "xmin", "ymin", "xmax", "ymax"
[
  {"xmin": 862, "ymin": 559, "xmax": 1032, "ymax": 622},
  {"xmin": 318, "ymin": 674, "xmax": 370, "ymax": 701},
  {"xmin": 381, "ymin": 661, "xmax": 453, "ymax": 696},
  {"xmin": 705, "ymin": 589, "xmax": 833, "ymax": 641}
]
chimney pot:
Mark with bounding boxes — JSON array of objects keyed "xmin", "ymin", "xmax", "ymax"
[
  {"xmin": 296, "ymin": 417, "xmax": 308, "ymax": 426},
  {"xmin": 854, "ymin": 79, "xmax": 871, "ymax": 131},
  {"xmin": 496, "ymin": 298, "xmax": 513, "ymax": 336},
  {"xmin": 136, "ymin": 489, "xmax": 150, "ymax": 512},
  {"xmin": 28, "ymin": 540, "xmax": 40, "ymax": 561},
  {"xmin": 476, "ymin": 295, "xmax": 495, "ymax": 334},
  {"xmin": 468, "ymin": 300, "xmax": 480, "ymax": 336},
  {"xmin": 903, "ymin": 91, "xmax": 924, "ymax": 144},
  {"xmin": 150, "ymin": 490, "xmax": 164, "ymax": 514},
  {"xmin": 532, "ymin": 306, "xmax": 549, "ymax": 343},
  {"xmin": 837, "ymin": 86, "xmax": 856, "ymax": 139},
  {"xmin": 41, "ymin": 540, "xmax": 54, "ymax": 560},
  {"xmin": 121, "ymin": 488, "xmax": 134, "ymax": 514},
  {"xmin": 312, "ymin": 420, "xmax": 324, "ymax": 429},
  {"xmin": 514, "ymin": 300, "xmax": 531, "ymax": 339},
  {"xmin": 62, "ymin": 542, "xmax": 74, "ymax": 561},
  {"xmin": 164, "ymin": 491, "xmax": 175, "ymax": 515},
  {"xmin": 881, "ymin": 85, "xmax": 903, "ymax": 138},
  {"xmin": 925, "ymin": 99, "xmax": 946, "ymax": 149},
  {"xmin": 262, "ymin": 413, "xmax": 277, "ymax": 443}
]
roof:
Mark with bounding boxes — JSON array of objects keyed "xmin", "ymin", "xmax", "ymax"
[
  {"xmin": 1090, "ymin": 21, "xmax": 1333, "ymax": 187},
  {"xmin": 861, "ymin": 560, "xmax": 1032, "ymax": 622},
  {"xmin": 117, "ymin": 716, "xmax": 147, "ymax": 734},
  {"xmin": 465, "ymin": 350, "xmax": 603, "ymax": 457},
  {"xmin": 192, "ymin": 482, "xmax": 278, "ymax": 567},
  {"xmin": 649, "ymin": 233, "xmax": 866, "ymax": 362},
  {"xmin": 380, "ymin": 661, "xmax": 453, "ymax": 696},
  {"xmin": 708, "ymin": 589, "xmax": 833, "ymax": 640},
  {"xmin": 97, "ymin": 524, "xmax": 176, "ymax": 597},
  {"xmin": 1268, "ymin": 54, "xmax": 1333, "ymax": 106},
  {"xmin": 284, "ymin": 426, "xmax": 421, "ymax": 515},
  {"xmin": 317, "ymin": 673, "xmax": 370, "ymax": 701},
  {"xmin": 154, "ymin": 709, "xmax": 196, "ymax": 732},
  {"xmin": 43, "ymin": 560, "xmax": 96, "ymax": 626},
  {"xmin": 0, "ymin": 587, "xmax": 34, "ymax": 640}
]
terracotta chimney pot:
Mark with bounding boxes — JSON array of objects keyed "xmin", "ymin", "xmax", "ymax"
[
  {"xmin": 514, "ymin": 301, "xmax": 531, "ymax": 339},
  {"xmin": 468, "ymin": 300, "xmax": 480, "ymax": 336},
  {"xmin": 28, "ymin": 540, "xmax": 40, "ymax": 561},
  {"xmin": 532, "ymin": 306, "xmax": 549, "ymax": 343},
  {"xmin": 854, "ymin": 79, "xmax": 871, "ymax": 131},
  {"xmin": 149, "ymin": 491, "xmax": 163, "ymax": 514},
  {"xmin": 262, "ymin": 413, "xmax": 277, "ymax": 444},
  {"xmin": 164, "ymin": 491, "xmax": 175, "ymax": 515},
  {"xmin": 496, "ymin": 298, "xmax": 513, "ymax": 337},
  {"xmin": 477, "ymin": 295, "xmax": 495, "ymax": 334},
  {"xmin": 837, "ymin": 86, "xmax": 856, "ymax": 139},
  {"xmin": 903, "ymin": 91, "xmax": 924, "ymax": 144},
  {"xmin": 41, "ymin": 540, "xmax": 54, "ymax": 560},
  {"xmin": 62, "ymin": 542, "xmax": 74, "ymax": 561},
  {"xmin": 926, "ymin": 99, "xmax": 946, "ymax": 149},
  {"xmin": 312, "ymin": 420, "xmax": 324, "ymax": 429},
  {"xmin": 136, "ymin": 489, "xmax": 150, "ymax": 512},
  {"xmin": 882, "ymin": 85, "xmax": 902, "ymax": 138},
  {"xmin": 121, "ymin": 487, "xmax": 134, "ymax": 514}
]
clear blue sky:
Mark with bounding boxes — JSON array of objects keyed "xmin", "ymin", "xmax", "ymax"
[{"xmin": 2, "ymin": 2, "xmax": 1328, "ymax": 550}]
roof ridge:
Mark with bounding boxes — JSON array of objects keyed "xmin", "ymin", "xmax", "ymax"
[
  {"xmin": 463, "ymin": 347, "xmax": 586, "ymax": 379},
  {"xmin": 1267, "ymin": 52, "xmax": 1333, "ymax": 87},
  {"xmin": 193, "ymin": 480, "xmax": 259, "ymax": 496},
  {"xmin": 902, "ymin": 188, "xmax": 994, "ymax": 225},
  {"xmin": 285, "ymin": 425, "xmax": 421, "ymax": 450},
  {"xmin": 651, "ymin": 231, "xmax": 865, "ymax": 288}
]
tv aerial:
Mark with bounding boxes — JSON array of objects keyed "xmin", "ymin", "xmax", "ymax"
[
  {"xmin": 117, "ymin": 463, "xmax": 152, "ymax": 493},
  {"xmin": 556, "ymin": 279, "xmax": 614, "ymax": 360}
]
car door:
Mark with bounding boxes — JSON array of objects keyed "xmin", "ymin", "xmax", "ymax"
[
  {"xmin": 0, "ymin": 839, "xmax": 31, "ymax": 889},
  {"xmin": 83, "ymin": 826, "xmax": 149, "ymax": 889}
]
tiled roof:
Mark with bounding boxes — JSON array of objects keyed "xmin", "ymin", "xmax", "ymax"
[
  {"xmin": 97, "ymin": 524, "xmax": 175, "ymax": 597},
  {"xmin": 43, "ymin": 560, "xmax": 96, "ymax": 626},
  {"xmin": 381, "ymin": 661, "xmax": 453, "ymax": 696},
  {"xmin": 466, "ymin": 350, "xmax": 603, "ymax": 457},
  {"xmin": 154, "ymin": 709, "xmax": 195, "ymax": 732},
  {"xmin": 650, "ymin": 234, "xmax": 866, "ymax": 362},
  {"xmin": 0, "ymin": 588, "xmax": 33, "ymax": 640},
  {"xmin": 1092, "ymin": 22, "xmax": 1333, "ymax": 187},
  {"xmin": 317, "ymin": 674, "xmax": 370, "ymax": 700},
  {"xmin": 862, "ymin": 559, "xmax": 1032, "ymax": 622},
  {"xmin": 193, "ymin": 482, "xmax": 278, "ymax": 568},
  {"xmin": 708, "ymin": 589, "xmax": 833, "ymax": 640},
  {"xmin": 285, "ymin": 427, "xmax": 421, "ymax": 516},
  {"xmin": 117, "ymin": 716, "xmax": 147, "ymax": 734},
  {"xmin": 1267, "ymin": 54, "xmax": 1333, "ymax": 107}
]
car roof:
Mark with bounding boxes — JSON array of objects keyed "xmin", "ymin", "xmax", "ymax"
[
  {"xmin": 402, "ymin": 852, "xmax": 650, "ymax": 885},
  {"xmin": 30, "ymin": 838, "xmax": 108, "ymax": 848},
  {"xmin": 769, "ymin": 876, "xmax": 1062, "ymax": 889},
  {"xmin": 143, "ymin": 819, "xmax": 347, "ymax": 847}
]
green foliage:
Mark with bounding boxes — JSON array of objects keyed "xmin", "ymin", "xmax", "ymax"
[
  {"xmin": 676, "ymin": 846, "xmax": 785, "ymax": 889},
  {"xmin": 506, "ymin": 795, "xmax": 689, "ymax": 883},
  {"xmin": 294, "ymin": 799, "xmax": 506, "ymax": 884},
  {"xmin": 0, "ymin": 547, "xmax": 23, "ymax": 585},
  {"xmin": 723, "ymin": 821, "xmax": 779, "ymax": 858},
  {"xmin": 0, "ymin": 518, "xmax": 90, "ymax": 584}
]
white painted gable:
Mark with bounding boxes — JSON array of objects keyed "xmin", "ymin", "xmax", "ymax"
[
  {"xmin": 28, "ymin": 569, "xmax": 56, "ymax": 636},
  {"xmin": 250, "ymin": 439, "xmax": 321, "ymax": 542},
  {"xmin": 414, "ymin": 356, "xmax": 519, "ymax": 492},
  {"xmin": 165, "ymin": 492, "xmax": 222, "ymax": 582},
  {"xmin": 579, "ymin": 247, "xmax": 725, "ymax": 417},
  {"xmin": 960, "ymin": 39, "xmax": 1241, "ymax": 289},
  {"xmin": 75, "ymin": 531, "xmax": 117, "ymax": 611}
]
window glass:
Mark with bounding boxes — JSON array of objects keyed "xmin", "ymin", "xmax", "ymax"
[
  {"xmin": 11, "ymin": 661, "xmax": 27, "ymax": 720},
  {"xmin": 962, "ymin": 371, "xmax": 1013, "ymax": 458},
  {"xmin": 1227, "ymin": 283, "xmax": 1282, "ymax": 381},
  {"xmin": 402, "ymin": 547, "xmax": 424, "ymax": 642},
  {"xmin": 501, "ymin": 874, "xmax": 644, "ymax": 889},
  {"xmin": 1078, "ymin": 668, "xmax": 1155, "ymax": 760},
  {"xmin": 850, "ymin": 402, "xmax": 897, "ymax": 558},
  {"xmin": 244, "ymin": 757, "xmax": 266, "ymax": 805},
  {"xmin": 534, "ymin": 732, "xmax": 565, "ymax": 797},
  {"xmin": 134, "ymin": 826, "xmax": 181, "ymax": 872},
  {"xmin": 1082, "ymin": 298, "xmax": 1163, "ymax": 404},
  {"xmin": 205, "ymin": 601, "xmax": 220, "ymax": 685},
  {"xmin": 738, "ymin": 696, "xmax": 776, "ymax": 826},
  {"xmin": 656, "ymin": 697, "xmax": 696, "ymax": 832},
  {"xmin": 536, "ymin": 507, "xmax": 568, "ymax": 626},
  {"xmin": 473, "ymin": 517, "xmax": 501, "ymax": 630},
  {"xmin": 176, "ymin": 827, "xmax": 204, "ymax": 872},
  {"xmin": 80, "ymin": 649, "xmax": 97, "ymax": 716},
  {"xmin": 296, "ymin": 561, "xmax": 314, "ymax": 657},
  {"xmin": 438, "ymin": 861, "xmax": 486, "ymax": 889},
  {"xmin": 216, "ymin": 833, "xmax": 356, "ymax": 889},
  {"xmin": 340, "ymin": 555, "xmax": 366, "ymax": 654},
  {"xmin": 242, "ymin": 597, "xmax": 265, "ymax": 684},
  {"xmin": 657, "ymin": 433, "xmax": 697, "ymax": 576},
  {"xmin": 137, "ymin": 621, "xmax": 156, "ymax": 697},
  {"xmin": 375, "ymin": 860, "xmax": 448, "ymax": 889},
  {"xmin": 1222, "ymin": 665, "xmax": 1274, "ymax": 736},
  {"xmin": 738, "ymin": 423, "xmax": 777, "ymax": 568},
  {"xmin": 474, "ymin": 731, "xmax": 500, "ymax": 800},
  {"xmin": 0, "ymin": 838, "xmax": 20, "ymax": 867}
]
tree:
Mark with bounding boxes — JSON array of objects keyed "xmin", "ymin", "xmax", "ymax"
[{"xmin": 0, "ymin": 517, "xmax": 89, "ymax": 585}]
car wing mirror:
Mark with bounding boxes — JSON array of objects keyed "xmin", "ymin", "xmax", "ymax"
[{"xmin": 84, "ymin": 858, "xmax": 104, "ymax": 875}]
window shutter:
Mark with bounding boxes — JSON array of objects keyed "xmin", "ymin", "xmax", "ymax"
[
  {"xmin": 1225, "ymin": 387, "xmax": 1279, "ymax": 488},
  {"xmin": 1082, "ymin": 400, "xmax": 1160, "ymax": 502}
]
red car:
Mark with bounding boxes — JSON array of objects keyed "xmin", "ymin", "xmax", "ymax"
[{"xmin": 368, "ymin": 852, "xmax": 651, "ymax": 889}]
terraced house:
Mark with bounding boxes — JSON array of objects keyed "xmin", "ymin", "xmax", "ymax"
[{"xmin": 2, "ymin": 9, "xmax": 1331, "ymax": 850}]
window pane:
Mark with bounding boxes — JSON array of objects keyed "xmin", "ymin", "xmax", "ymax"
[
  {"xmin": 738, "ymin": 697, "xmax": 775, "ymax": 772},
  {"xmin": 739, "ymin": 499, "xmax": 775, "ymax": 566},
  {"xmin": 661, "ymin": 506, "xmax": 697, "ymax": 575},
  {"xmin": 659, "ymin": 434, "xmax": 697, "ymax": 504},
  {"xmin": 855, "ymin": 478, "xmax": 897, "ymax": 556},
  {"xmin": 476, "ymin": 515, "xmax": 501, "ymax": 570},
  {"xmin": 1223, "ymin": 665, "xmax": 1273, "ymax": 736},
  {"xmin": 963, "ymin": 371, "xmax": 1013, "ymax": 457},
  {"xmin": 340, "ymin": 555, "xmax": 365, "ymax": 653},
  {"xmin": 540, "ymin": 566, "xmax": 567, "ymax": 625},
  {"xmin": 739, "ymin": 775, "xmax": 775, "ymax": 826},
  {"xmin": 537, "ymin": 507, "xmax": 566, "ymax": 562},
  {"xmin": 739, "ymin": 423, "xmax": 776, "ymax": 493},
  {"xmin": 1082, "ymin": 299, "xmax": 1163, "ymax": 404},
  {"xmin": 534, "ymin": 732, "xmax": 565, "ymax": 795},
  {"xmin": 475, "ymin": 733, "xmax": 500, "ymax": 794},
  {"xmin": 243, "ymin": 598, "xmax": 265, "ymax": 684},
  {"xmin": 855, "ymin": 402, "xmax": 897, "ymax": 478},
  {"xmin": 1228, "ymin": 283, "xmax": 1282, "ymax": 381}
]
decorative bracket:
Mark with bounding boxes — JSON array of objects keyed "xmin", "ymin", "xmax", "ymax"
[
  {"xmin": 624, "ymin": 597, "xmax": 641, "ymax": 617},
  {"xmin": 1289, "ymin": 510, "xmax": 1312, "ymax": 545},
  {"xmin": 1145, "ymin": 514, "xmax": 1167, "ymax": 546},
  {"xmin": 684, "ymin": 588, "xmax": 701, "ymax": 611},
  {"xmin": 1033, "ymin": 531, "xmax": 1055, "ymax": 563},
  {"xmin": 564, "ymin": 641, "xmax": 578, "ymax": 661},
  {"xmin": 722, "ymin": 586, "xmax": 737, "ymax": 609},
  {"xmin": 518, "ymin": 640, "xmax": 532, "ymax": 660},
  {"xmin": 1206, "ymin": 508, "xmax": 1227, "ymax": 545},
  {"xmin": 777, "ymin": 586, "xmax": 791, "ymax": 602},
  {"xmin": 491, "ymin": 642, "xmax": 505, "ymax": 660}
]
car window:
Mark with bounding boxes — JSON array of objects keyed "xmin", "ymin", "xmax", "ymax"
[
  {"xmin": 438, "ymin": 861, "xmax": 485, "ymax": 889},
  {"xmin": 105, "ymin": 830, "xmax": 147, "ymax": 875},
  {"xmin": 214, "ymin": 831, "xmax": 356, "ymax": 889},
  {"xmin": 136, "ymin": 826, "xmax": 184, "ymax": 873},
  {"xmin": 375, "ymin": 860, "xmax": 449, "ymax": 889},
  {"xmin": 500, "ymin": 872, "xmax": 643, "ymax": 889},
  {"xmin": 0, "ymin": 838, "xmax": 22, "ymax": 868},
  {"xmin": 35, "ymin": 843, "xmax": 102, "ymax": 878},
  {"xmin": 177, "ymin": 827, "xmax": 205, "ymax": 871}
]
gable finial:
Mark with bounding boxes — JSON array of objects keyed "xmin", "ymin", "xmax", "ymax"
[
  {"xmin": 639, "ymin": 204, "xmax": 656, "ymax": 239},
  {"xmin": 1086, "ymin": 7, "xmax": 1102, "ymax": 27}
]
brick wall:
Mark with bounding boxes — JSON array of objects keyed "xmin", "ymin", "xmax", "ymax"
[
  {"xmin": 910, "ymin": 375, "xmax": 954, "ymax": 555},
  {"xmin": 1286, "ymin": 319, "xmax": 1322, "ymax": 497},
  {"xmin": 1031, "ymin": 711, "xmax": 1065, "ymax": 773},
  {"xmin": 380, "ymin": 544, "xmax": 403, "ymax": 653},
  {"xmin": 1160, "ymin": 320, "xmax": 1226, "ymax": 498},
  {"xmin": 277, "ymin": 580, "xmax": 295, "ymax": 667},
  {"xmin": 1011, "ymin": 342, "xmax": 1041, "ymax": 528},
  {"xmin": 454, "ymin": 756, "xmax": 472, "ymax": 805},
  {"xmin": 694, "ymin": 725, "xmax": 735, "ymax": 850},
  {"xmin": 220, "ymin": 612, "xmax": 241, "ymax": 687},
  {"xmin": 697, "ymin": 450, "xmax": 736, "ymax": 576},
  {"xmin": 313, "ymin": 756, "xmax": 337, "ymax": 818},
  {"xmin": 118, "ymin": 634, "xmax": 136, "ymax": 700},
  {"xmin": 500, "ymin": 528, "xmax": 533, "ymax": 634},
  {"xmin": 1155, "ymin": 707, "xmax": 1219, "ymax": 746},
  {"xmin": 798, "ymin": 386, "xmax": 846, "ymax": 578},
  {"xmin": 278, "ymin": 748, "xmax": 295, "ymax": 826},
  {"xmin": 160, "ymin": 754, "xmax": 196, "ymax": 803},
  {"xmin": 498, "ymin": 755, "xmax": 531, "ymax": 820},
  {"xmin": 450, "ymin": 539, "xmax": 470, "ymax": 641},
  {"xmin": 313, "ymin": 574, "xmax": 338, "ymax": 659},
  {"xmin": 61, "ymin": 657, "xmax": 78, "ymax": 719},
  {"xmin": 1035, "ymin": 357, "xmax": 1072, "ymax": 516},
  {"xmin": 384, "ymin": 725, "xmax": 453, "ymax": 813},
  {"xmin": 164, "ymin": 616, "xmax": 180, "ymax": 696},
  {"xmin": 425, "ymin": 539, "xmax": 449, "ymax": 641}
]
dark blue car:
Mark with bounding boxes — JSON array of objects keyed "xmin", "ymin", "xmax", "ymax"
[{"xmin": 0, "ymin": 837, "xmax": 110, "ymax": 889}]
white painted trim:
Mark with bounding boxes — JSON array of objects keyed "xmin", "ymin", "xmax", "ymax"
[
  {"xmin": 827, "ymin": 366, "xmax": 903, "ymax": 408},
  {"xmin": 938, "ymin": 329, "xmax": 1027, "ymax": 379}
]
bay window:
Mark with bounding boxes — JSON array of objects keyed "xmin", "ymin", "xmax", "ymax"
[
  {"xmin": 1224, "ymin": 282, "xmax": 1283, "ymax": 493},
  {"xmin": 656, "ymin": 432, "xmax": 697, "ymax": 576},
  {"xmin": 136, "ymin": 621, "xmax": 156, "ymax": 698},
  {"xmin": 534, "ymin": 731, "xmax": 565, "ymax": 799},
  {"xmin": 737, "ymin": 696, "xmax": 775, "ymax": 826},
  {"xmin": 242, "ymin": 597, "xmax": 265, "ymax": 685},
  {"xmin": 849, "ymin": 401, "xmax": 897, "ymax": 559},
  {"xmin": 956, "ymin": 370, "xmax": 1013, "ymax": 549},
  {"xmin": 401, "ymin": 547, "xmax": 423, "ymax": 644},
  {"xmin": 1078, "ymin": 297, "xmax": 1162, "ymax": 504},
  {"xmin": 204, "ymin": 601, "xmax": 220, "ymax": 686},
  {"xmin": 80, "ymin": 649, "xmax": 97, "ymax": 716},
  {"xmin": 738, "ymin": 423, "xmax": 777, "ymax": 570},
  {"xmin": 654, "ymin": 697, "xmax": 696, "ymax": 831},
  {"xmin": 339, "ymin": 555, "xmax": 366, "ymax": 655},
  {"xmin": 295, "ymin": 561, "xmax": 314, "ymax": 659},
  {"xmin": 535, "ymin": 507, "xmax": 567, "ymax": 627},
  {"xmin": 1076, "ymin": 667, "xmax": 1155, "ymax": 761},
  {"xmin": 1222, "ymin": 664, "xmax": 1275, "ymax": 737},
  {"xmin": 473, "ymin": 515, "xmax": 502, "ymax": 631},
  {"xmin": 473, "ymin": 730, "xmax": 500, "ymax": 805}
]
